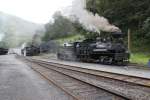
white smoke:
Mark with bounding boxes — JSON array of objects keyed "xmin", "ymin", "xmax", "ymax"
[
  {"xmin": 64, "ymin": 0, "xmax": 121, "ymax": 33},
  {"xmin": 21, "ymin": 42, "xmax": 27, "ymax": 49}
]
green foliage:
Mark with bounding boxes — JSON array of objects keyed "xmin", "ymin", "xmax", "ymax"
[
  {"xmin": 130, "ymin": 53, "xmax": 150, "ymax": 65},
  {"xmin": 0, "ymin": 41, "xmax": 8, "ymax": 48},
  {"xmin": 142, "ymin": 17, "xmax": 150, "ymax": 42},
  {"xmin": 86, "ymin": 0, "xmax": 150, "ymax": 51},
  {"xmin": 43, "ymin": 11, "xmax": 101, "ymax": 42},
  {"xmin": 42, "ymin": 12, "xmax": 77, "ymax": 41},
  {"xmin": 56, "ymin": 34, "xmax": 84, "ymax": 45},
  {"xmin": 87, "ymin": 0, "xmax": 150, "ymax": 31}
]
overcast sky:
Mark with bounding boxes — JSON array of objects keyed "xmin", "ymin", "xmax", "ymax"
[{"xmin": 0, "ymin": 0, "xmax": 73, "ymax": 24}]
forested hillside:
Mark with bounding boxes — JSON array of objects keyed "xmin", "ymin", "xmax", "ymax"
[
  {"xmin": 86, "ymin": 0, "xmax": 150, "ymax": 51},
  {"xmin": 0, "ymin": 12, "xmax": 44, "ymax": 47},
  {"xmin": 43, "ymin": 0, "xmax": 150, "ymax": 51}
]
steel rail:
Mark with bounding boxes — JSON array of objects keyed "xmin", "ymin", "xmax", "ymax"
[
  {"xmin": 24, "ymin": 58, "xmax": 127, "ymax": 100},
  {"xmin": 24, "ymin": 58, "xmax": 135, "ymax": 99},
  {"xmin": 30, "ymin": 58, "xmax": 150, "ymax": 88},
  {"xmin": 18, "ymin": 56, "xmax": 150, "ymax": 100}
]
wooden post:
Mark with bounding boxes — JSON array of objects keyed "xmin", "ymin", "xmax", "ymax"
[{"xmin": 128, "ymin": 29, "xmax": 131, "ymax": 52}]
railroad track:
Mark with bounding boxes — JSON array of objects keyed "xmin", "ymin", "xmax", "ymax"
[
  {"xmin": 21, "ymin": 57, "xmax": 150, "ymax": 100},
  {"xmin": 22, "ymin": 58, "xmax": 127, "ymax": 100},
  {"xmin": 31, "ymin": 58, "xmax": 150, "ymax": 87}
]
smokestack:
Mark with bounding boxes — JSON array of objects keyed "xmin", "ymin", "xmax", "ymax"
[{"xmin": 65, "ymin": 0, "xmax": 121, "ymax": 33}]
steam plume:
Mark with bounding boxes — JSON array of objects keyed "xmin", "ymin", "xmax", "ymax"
[{"xmin": 65, "ymin": 0, "xmax": 121, "ymax": 33}]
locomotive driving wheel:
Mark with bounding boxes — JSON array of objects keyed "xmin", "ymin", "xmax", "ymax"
[{"xmin": 99, "ymin": 56, "xmax": 113, "ymax": 64}]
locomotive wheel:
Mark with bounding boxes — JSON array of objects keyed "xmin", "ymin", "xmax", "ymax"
[
  {"xmin": 99, "ymin": 56, "xmax": 113, "ymax": 65},
  {"xmin": 115, "ymin": 60, "xmax": 127, "ymax": 66},
  {"xmin": 107, "ymin": 57, "xmax": 113, "ymax": 64},
  {"xmin": 99, "ymin": 56, "xmax": 104, "ymax": 63}
]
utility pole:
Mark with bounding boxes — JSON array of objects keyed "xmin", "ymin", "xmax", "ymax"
[{"xmin": 128, "ymin": 29, "xmax": 131, "ymax": 52}]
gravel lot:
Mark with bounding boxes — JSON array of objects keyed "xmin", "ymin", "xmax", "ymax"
[{"xmin": 0, "ymin": 55, "xmax": 75, "ymax": 100}]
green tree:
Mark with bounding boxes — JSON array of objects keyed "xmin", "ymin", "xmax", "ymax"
[
  {"xmin": 87, "ymin": 0, "xmax": 150, "ymax": 32},
  {"xmin": 142, "ymin": 17, "xmax": 150, "ymax": 43},
  {"xmin": 86, "ymin": 0, "xmax": 150, "ymax": 50},
  {"xmin": 42, "ymin": 12, "xmax": 76, "ymax": 41}
]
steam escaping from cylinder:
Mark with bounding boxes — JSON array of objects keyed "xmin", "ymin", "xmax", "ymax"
[
  {"xmin": 65, "ymin": 0, "xmax": 121, "ymax": 33},
  {"xmin": 21, "ymin": 43, "xmax": 27, "ymax": 49}
]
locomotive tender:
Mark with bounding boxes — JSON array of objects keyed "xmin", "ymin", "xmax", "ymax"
[{"xmin": 57, "ymin": 32, "xmax": 130, "ymax": 65}]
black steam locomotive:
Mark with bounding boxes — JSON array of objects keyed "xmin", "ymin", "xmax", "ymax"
[
  {"xmin": 21, "ymin": 40, "xmax": 59, "ymax": 56},
  {"xmin": 0, "ymin": 48, "xmax": 8, "ymax": 55},
  {"xmin": 57, "ymin": 32, "xmax": 130, "ymax": 65},
  {"xmin": 21, "ymin": 45, "xmax": 40, "ymax": 56}
]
